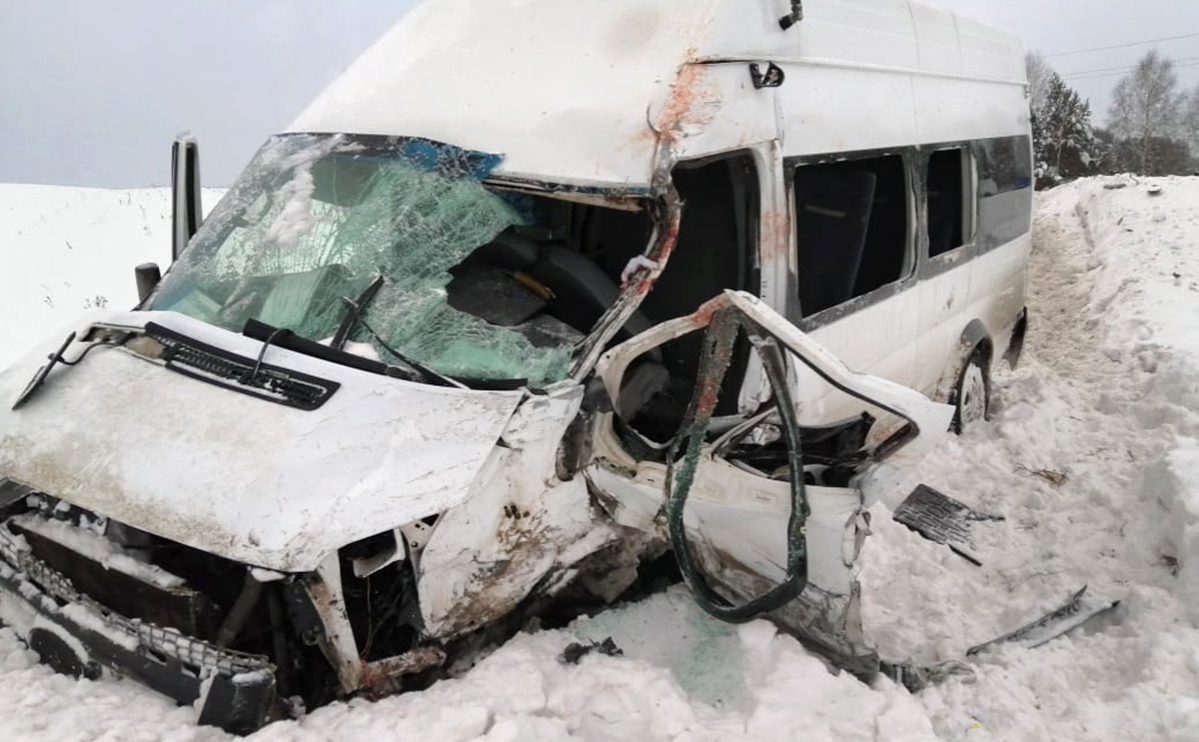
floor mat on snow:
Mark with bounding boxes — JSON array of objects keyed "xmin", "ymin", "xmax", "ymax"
[{"xmin": 892, "ymin": 485, "xmax": 1004, "ymax": 566}]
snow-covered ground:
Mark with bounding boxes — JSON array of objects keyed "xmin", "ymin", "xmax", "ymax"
[
  {"xmin": 0, "ymin": 186, "xmax": 224, "ymax": 370},
  {"xmin": 1, "ymin": 177, "xmax": 1197, "ymax": 741}
]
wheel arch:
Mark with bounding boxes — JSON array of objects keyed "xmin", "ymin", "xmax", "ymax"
[
  {"xmin": 933, "ymin": 319, "xmax": 994, "ymax": 405},
  {"xmin": 959, "ymin": 319, "xmax": 994, "ymax": 371}
]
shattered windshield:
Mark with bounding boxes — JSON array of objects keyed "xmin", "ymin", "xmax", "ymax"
[{"xmin": 148, "ymin": 134, "xmax": 575, "ymax": 386}]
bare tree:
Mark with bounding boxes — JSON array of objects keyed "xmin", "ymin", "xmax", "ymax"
[
  {"xmin": 1025, "ymin": 51, "xmax": 1054, "ymax": 120},
  {"xmin": 1185, "ymin": 85, "xmax": 1199, "ymax": 157},
  {"xmin": 1108, "ymin": 51, "xmax": 1186, "ymax": 174}
]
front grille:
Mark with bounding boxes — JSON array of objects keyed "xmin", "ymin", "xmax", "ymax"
[{"xmin": 0, "ymin": 524, "xmax": 270, "ymax": 676}]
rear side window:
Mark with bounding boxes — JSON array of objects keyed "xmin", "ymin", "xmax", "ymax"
[
  {"xmin": 793, "ymin": 154, "xmax": 910, "ymax": 317},
  {"xmin": 976, "ymin": 136, "xmax": 1032, "ymax": 250},
  {"xmin": 926, "ymin": 148, "xmax": 972, "ymax": 257}
]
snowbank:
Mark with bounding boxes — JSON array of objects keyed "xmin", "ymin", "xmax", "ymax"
[
  {"xmin": 1058, "ymin": 176, "xmax": 1199, "ymax": 626},
  {"xmin": 1144, "ymin": 439, "xmax": 1199, "ymax": 620},
  {"xmin": 861, "ymin": 175, "xmax": 1199, "ymax": 741},
  {"xmin": 0, "ymin": 185, "xmax": 223, "ymax": 370},
  {"xmin": 2, "ymin": 176, "xmax": 1199, "ymax": 741}
]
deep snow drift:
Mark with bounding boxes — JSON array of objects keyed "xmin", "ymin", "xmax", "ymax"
[{"xmin": 1, "ymin": 177, "xmax": 1198, "ymax": 741}]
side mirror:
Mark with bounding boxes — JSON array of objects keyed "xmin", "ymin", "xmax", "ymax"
[
  {"xmin": 135, "ymin": 262, "xmax": 162, "ymax": 304},
  {"xmin": 778, "ymin": 0, "xmax": 803, "ymax": 30},
  {"xmin": 171, "ymin": 134, "xmax": 203, "ymax": 262}
]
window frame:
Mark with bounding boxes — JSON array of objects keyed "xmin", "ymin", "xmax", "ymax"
[
  {"xmin": 923, "ymin": 146, "xmax": 977, "ymax": 260},
  {"xmin": 973, "ymin": 134, "xmax": 1034, "ymax": 254},
  {"xmin": 785, "ymin": 146, "xmax": 919, "ymax": 331},
  {"xmin": 918, "ymin": 143, "xmax": 979, "ymax": 280}
]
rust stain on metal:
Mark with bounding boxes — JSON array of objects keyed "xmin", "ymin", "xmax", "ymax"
[
  {"xmin": 359, "ymin": 646, "xmax": 447, "ymax": 695},
  {"xmin": 693, "ymin": 308, "xmax": 739, "ymax": 417}
]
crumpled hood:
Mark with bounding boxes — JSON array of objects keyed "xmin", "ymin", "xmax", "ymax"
[{"xmin": 0, "ymin": 310, "xmax": 525, "ymax": 572}]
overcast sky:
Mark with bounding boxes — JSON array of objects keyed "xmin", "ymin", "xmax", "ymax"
[{"xmin": 1, "ymin": 0, "xmax": 1196, "ymax": 188}]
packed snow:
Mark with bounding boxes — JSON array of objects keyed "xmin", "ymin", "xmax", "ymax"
[{"xmin": 1, "ymin": 176, "xmax": 1198, "ymax": 741}]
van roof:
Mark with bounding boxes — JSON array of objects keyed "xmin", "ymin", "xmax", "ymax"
[{"xmin": 288, "ymin": 0, "xmax": 1026, "ymax": 188}]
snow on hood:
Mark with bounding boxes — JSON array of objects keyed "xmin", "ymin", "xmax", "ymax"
[{"xmin": 0, "ymin": 310, "xmax": 525, "ymax": 572}]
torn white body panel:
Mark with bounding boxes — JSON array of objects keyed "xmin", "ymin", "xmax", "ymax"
[
  {"xmin": 721, "ymin": 292, "xmax": 955, "ymax": 507},
  {"xmin": 589, "ymin": 455, "xmax": 860, "ymax": 597},
  {"xmin": 587, "ymin": 291, "xmax": 953, "ymax": 664},
  {"xmin": 417, "ymin": 381, "xmax": 617, "ymax": 639}
]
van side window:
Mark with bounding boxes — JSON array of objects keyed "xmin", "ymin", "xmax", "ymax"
[
  {"xmin": 793, "ymin": 154, "xmax": 909, "ymax": 317},
  {"xmin": 976, "ymin": 135, "xmax": 1033, "ymax": 250},
  {"xmin": 926, "ymin": 148, "xmax": 970, "ymax": 257}
]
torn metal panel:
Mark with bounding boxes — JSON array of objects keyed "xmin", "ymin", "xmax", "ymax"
[
  {"xmin": 587, "ymin": 289, "xmax": 950, "ymax": 663},
  {"xmin": 966, "ymin": 586, "xmax": 1121, "ymax": 658},
  {"xmin": 719, "ymin": 292, "xmax": 955, "ymax": 507},
  {"xmin": 571, "ymin": 137, "xmax": 685, "ymax": 380},
  {"xmin": 417, "ymin": 381, "xmax": 617, "ymax": 639},
  {"xmin": 717, "ymin": 564, "xmax": 879, "ymax": 677},
  {"xmin": 295, "ymin": 551, "xmax": 448, "ymax": 696}
]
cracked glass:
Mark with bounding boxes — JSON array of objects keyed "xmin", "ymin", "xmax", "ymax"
[{"xmin": 149, "ymin": 134, "xmax": 573, "ymax": 386}]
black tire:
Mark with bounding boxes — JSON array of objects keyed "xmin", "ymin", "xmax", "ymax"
[{"xmin": 950, "ymin": 351, "xmax": 989, "ymax": 434}]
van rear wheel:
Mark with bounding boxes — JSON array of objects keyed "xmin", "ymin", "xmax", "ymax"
[{"xmin": 951, "ymin": 352, "xmax": 988, "ymax": 433}]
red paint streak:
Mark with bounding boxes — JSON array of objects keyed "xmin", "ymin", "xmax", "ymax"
[
  {"xmin": 759, "ymin": 208, "xmax": 791, "ymax": 264},
  {"xmin": 634, "ymin": 52, "xmax": 718, "ymax": 149},
  {"xmin": 687, "ymin": 294, "xmax": 730, "ymax": 328},
  {"xmin": 656, "ymin": 58, "xmax": 707, "ymax": 136},
  {"xmin": 630, "ymin": 202, "xmax": 682, "ymax": 297}
]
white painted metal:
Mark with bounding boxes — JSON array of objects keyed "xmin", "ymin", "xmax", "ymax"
[
  {"xmin": 416, "ymin": 381, "xmax": 618, "ymax": 639},
  {"xmin": 290, "ymin": 0, "xmax": 1026, "ymax": 187},
  {"xmin": 0, "ymin": 310, "xmax": 524, "ymax": 572}
]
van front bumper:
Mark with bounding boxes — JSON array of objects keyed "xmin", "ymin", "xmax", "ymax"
[{"xmin": 0, "ymin": 525, "xmax": 276, "ymax": 734}]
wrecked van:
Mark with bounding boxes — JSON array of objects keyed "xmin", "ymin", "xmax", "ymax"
[{"xmin": 0, "ymin": 0, "xmax": 1032, "ymax": 731}]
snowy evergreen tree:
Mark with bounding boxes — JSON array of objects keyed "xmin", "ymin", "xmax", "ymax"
[
  {"xmin": 1033, "ymin": 73, "xmax": 1096, "ymax": 187},
  {"xmin": 1108, "ymin": 51, "xmax": 1187, "ymax": 174}
]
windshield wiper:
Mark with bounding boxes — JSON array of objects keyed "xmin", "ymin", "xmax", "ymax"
[
  {"xmin": 332, "ymin": 275, "xmax": 465, "ymax": 389},
  {"xmin": 332, "ymin": 275, "xmax": 385, "ymax": 350},
  {"xmin": 12, "ymin": 331, "xmax": 122, "ymax": 410}
]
